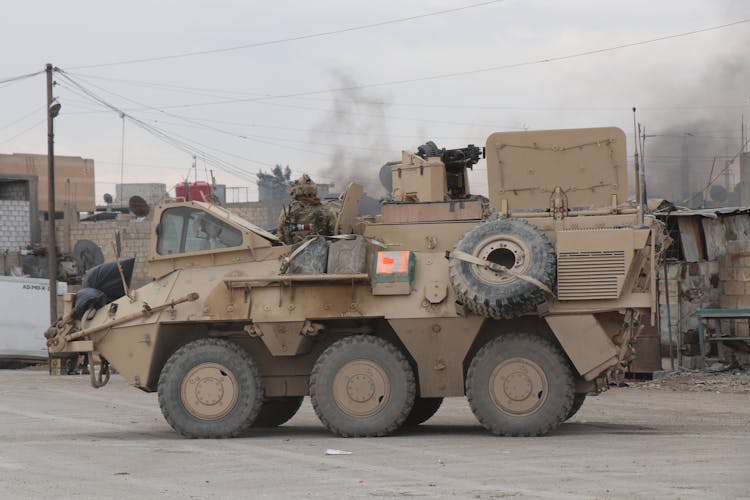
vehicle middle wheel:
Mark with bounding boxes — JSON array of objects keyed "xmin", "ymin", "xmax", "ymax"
[{"xmin": 310, "ymin": 335, "xmax": 416, "ymax": 437}]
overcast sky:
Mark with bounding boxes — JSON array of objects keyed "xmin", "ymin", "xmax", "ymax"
[{"xmin": 2, "ymin": 0, "xmax": 749, "ymax": 204}]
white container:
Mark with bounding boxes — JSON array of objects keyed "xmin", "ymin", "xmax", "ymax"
[{"xmin": 0, "ymin": 276, "xmax": 67, "ymax": 360}]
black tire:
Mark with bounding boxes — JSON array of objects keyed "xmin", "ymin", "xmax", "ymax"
[
  {"xmin": 565, "ymin": 394, "xmax": 586, "ymax": 421},
  {"xmin": 466, "ymin": 333, "xmax": 574, "ymax": 436},
  {"xmin": 310, "ymin": 335, "xmax": 416, "ymax": 437},
  {"xmin": 449, "ymin": 218, "xmax": 555, "ymax": 319},
  {"xmin": 158, "ymin": 338, "xmax": 264, "ymax": 438},
  {"xmin": 404, "ymin": 397, "xmax": 443, "ymax": 426},
  {"xmin": 252, "ymin": 396, "xmax": 304, "ymax": 428}
]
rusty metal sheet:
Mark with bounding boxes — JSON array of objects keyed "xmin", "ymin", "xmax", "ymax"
[
  {"xmin": 677, "ymin": 217, "xmax": 705, "ymax": 263},
  {"xmin": 701, "ymin": 218, "xmax": 727, "ymax": 261}
]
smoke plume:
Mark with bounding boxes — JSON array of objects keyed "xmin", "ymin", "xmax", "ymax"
[
  {"xmin": 643, "ymin": 14, "xmax": 749, "ymax": 207},
  {"xmin": 309, "ymin": 71, "xmax": 394, "ymax": 196}
]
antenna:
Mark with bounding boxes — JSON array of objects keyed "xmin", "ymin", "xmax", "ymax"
[
  {"xmin": 640, "ymin": 123, "xmax": 648, "ymax": 203},
  {"xmin": 120, "ymin": 113, "xmax": 126, "ymax": 201},
  {"xmin": 632, "ymin": 107, "xmax": 640, "ymax": 205},
  {"xmin": 632, "ymin": 107, "xmax": 646, "ymax": 226}
]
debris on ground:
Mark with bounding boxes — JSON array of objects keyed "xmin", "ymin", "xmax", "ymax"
[
  {"xmin": 325, "ymin": 449, "xmax": 352, "ymax": 456},
  {"xmin": 632, "ymin": 369, "xmax": 750, "ymax": 393}
]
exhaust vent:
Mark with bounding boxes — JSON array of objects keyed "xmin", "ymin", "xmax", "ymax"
[{"xmin": 557, "ymin": 251, "xmax": 626, "ymax": 300}]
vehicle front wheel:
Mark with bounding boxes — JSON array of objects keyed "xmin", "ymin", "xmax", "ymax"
[
  {"xmin": 466, "ymin": 333, "xmax": 574, "ymax": 436},
  {"xmin": 158, "ymin": 338, "xmax": 263, "ymax": 438},
  {"xmin": 310, "ymin": 335, "xmax": 416, "ymax": 437}
]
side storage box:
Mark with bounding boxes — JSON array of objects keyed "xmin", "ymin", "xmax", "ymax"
[
  {"xmin": 371, "ymin": 251, "xmax": 415, "ymax": 295},
  {"xmin": 288, "ymin": 237, "xmax": 328, "ymax": 274},
  {"xmin": 327, "ymin": 236, "xmax": 367, "ymax": 274}
]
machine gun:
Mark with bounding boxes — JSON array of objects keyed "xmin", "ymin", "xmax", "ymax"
[{"xmin": 416, "ymin": 141, "xmax": 484, "ymax": 198}]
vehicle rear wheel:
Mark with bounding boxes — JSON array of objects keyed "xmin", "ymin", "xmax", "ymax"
[
  {"xmin": 158, "ymin": 338, "xmax": 263, "ymax": 438},
  {"xmin": 404, "ymin": 397, "xmax": 443, "ymax": 426},
  {"xmin": 466, "ymin": 334, "xmax": 574, "ymax": 436},
  {"xmin": 252, "ymin": 396, "xmax": 304, "ymax": 427},
  {"xmin": 310, "ymin": 335, "xmax": 416, "ymax": 437},
  {"xmin": 565, "ymin": 394, "xmax": 586, "ymax": 421}
]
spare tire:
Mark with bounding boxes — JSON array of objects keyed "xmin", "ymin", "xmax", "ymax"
[{"xmin": 449, "ymin": 218, "xmax": 555, "ymax": 318}]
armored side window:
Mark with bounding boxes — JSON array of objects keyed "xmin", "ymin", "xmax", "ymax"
[
  {"xmin": 157, "ymin": 208, "xmax": 186, "ymax": 255},
  {"xmin": 157, "ymin": 207, "xmax": 242, "ymax": 255}
]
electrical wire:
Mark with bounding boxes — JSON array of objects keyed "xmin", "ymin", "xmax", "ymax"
[
  {"xmin": 58, "ymin": 73, "xmax": 461, "ymax": 160},
  {"xmin": 62, "ymin": 18, "xmax": 750, "ymax": 107},
  {"xmin": 0, "ymin": 106, "xmax": 44, "ymax": 133},
  {"xmin": 60, "ymin": 74, "xmax": 525, "ymax": 131},
  {"xmin": 67, "ymin": 0, "xmax": 506, "ymax": 69},
  {"xmin": 674, "ymin": 137, "xmax": 750, "ymax": 207},
  {"xmin": 56, "ymin": 92, "xmax": 480, "ymax": 142},
  {"xmin": 65, "ymin": 71, "xmax": 750, "ymax": 113},
  {"xmin": 56, "ymin": 74, "xmax": 338, "ymax": 158},
  {"xmin": 0, "ymin": 119, "xmax": 46, "ymax": 145},
  {"xmin": 54, "ymin": 71, "xmax": 271, "ymax": 184},
  {"xmin": 0, "ymin": 69, "xmax": 44, "ymax": 86}
]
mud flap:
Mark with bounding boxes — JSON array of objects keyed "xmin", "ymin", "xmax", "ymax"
[{"xmin": 545, "ymin": 314, "xmax": 618, "ymax": 381}]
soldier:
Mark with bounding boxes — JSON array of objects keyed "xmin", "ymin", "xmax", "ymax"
[{"xmin": 277, "ymin": 174, "xmax": 337, "ymax": 245}]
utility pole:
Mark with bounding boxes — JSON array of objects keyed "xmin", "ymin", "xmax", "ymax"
[
  {"xmin": 120, "ymin": 112, "xmax": 125, "ymax": 202},
  {"xmin": 46, "ymin": 64, "xmax": 61, "ymax": 323}
]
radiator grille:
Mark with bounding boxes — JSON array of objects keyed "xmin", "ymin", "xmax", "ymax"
[{"xmin": 557, "ymin": 251, "xmax": 625, "ymax": 300}]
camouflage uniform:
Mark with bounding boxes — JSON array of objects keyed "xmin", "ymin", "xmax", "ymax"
[{"xmin": 277, "ymin": 175, "xmax": 338, "ymax": 245}]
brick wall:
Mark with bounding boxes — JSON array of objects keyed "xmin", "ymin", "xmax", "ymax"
[
  {"xmin": 718, "ymin": 241, "xmax": 750, "ymax": 365},
  {"xmin": 0, "ymin": 200, "xmax": 31, "ymax": 250},
  {"xmin": 42, "ymin": 214, "xmax": 154, "ymax": 288},
  {"xmin": 226, "ymin": 201, "xmax": 280, "ymax": 230},
  {"xmin": 0, "ymin": 180, "xmax": 29, "ymax": 201}
]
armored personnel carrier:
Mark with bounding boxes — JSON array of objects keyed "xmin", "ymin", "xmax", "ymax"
[{"xmin": 47, "ymin": 127, "xmax": 663, "ymax": 438}]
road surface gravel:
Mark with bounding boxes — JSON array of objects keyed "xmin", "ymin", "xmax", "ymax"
[{"xmin": 0, "ymin": 368, "xmax": 748, "ymax": 499}]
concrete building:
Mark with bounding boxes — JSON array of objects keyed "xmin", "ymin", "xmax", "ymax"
[{"xmin": 115, "ymin": 183, "xmax": 168, "ymax": 207}]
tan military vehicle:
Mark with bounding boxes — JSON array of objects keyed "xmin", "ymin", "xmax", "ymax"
[{"xmin": 47, "ymin": 127, "xmax": 662, "ymax": 438}]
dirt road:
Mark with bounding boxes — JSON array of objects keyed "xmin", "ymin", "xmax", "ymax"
[{"xmin": 0, "ymin": 368, "xmax": 747, "ymax": 499}]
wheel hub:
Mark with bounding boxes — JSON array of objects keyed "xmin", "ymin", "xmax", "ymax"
[
  {"xmin": 489, "ymin": 357, "xmax": 548, "ymax": 416},
  {"xmin": 473, "ymin": 235, "xmax": 529, "ymax": 285},
  {"xmin": 347, "ymin": 374, "xmax": 376, "ymax": 402},
  {"xmin": 333, "ymin": 360, "xmax": 390, "ymax": 417},
  {"xmin": 181, "ymin": 363, "xmax": 239, "ymax": 420}
]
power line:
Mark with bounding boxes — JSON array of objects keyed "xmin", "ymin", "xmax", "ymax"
[
  {"xmin": 65, "ymin": 71, "xmax": 750, "ymax": 113},
  {"xmin": 67, "ymin": 0, "xmax": 506, "ymax": 69},
  {"xmin": 0, "ymin": 119, "xmax": 46, "ymax": 145},
  {"xmin": 674, "ymin": 137, "xmax": 750, "ymax": 207},
  {"xmin": 54, "ymin": 71, "xmax": 269, "ymax": 183},
  {"xmin": 0, "ymin": 106, "xmax": 44, "ymax": 133},
  {"xmin": 57, "ymin": 74, "xmax": 491, "ymax": 157},
  {"xmin": 0, "ymin": 69, "xmax": 44, "ymax": 86},
  {"xmin": 60, "ymin": 74, "xmax": 525, "ymax": 130},
  {"xmin": 62, "ymin": 18, "xmax": 750, "ymax": 107}
]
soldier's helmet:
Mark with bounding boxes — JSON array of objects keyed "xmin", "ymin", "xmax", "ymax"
[{"xmin": 289, "ymin": 174, "xmax": 317, "ymax": 198}]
